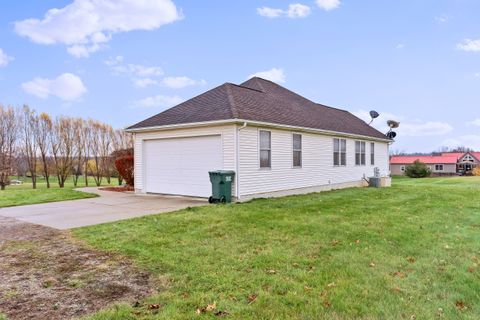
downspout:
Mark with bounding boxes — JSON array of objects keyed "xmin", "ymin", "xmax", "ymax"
[{"xmin": 236, "ymin": 122, "xmax": 247, "ymax": 200}]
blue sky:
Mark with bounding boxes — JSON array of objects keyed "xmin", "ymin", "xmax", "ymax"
[{"xmin": 1, "ymin": 0, "xmax": 480, "ymax": 152}]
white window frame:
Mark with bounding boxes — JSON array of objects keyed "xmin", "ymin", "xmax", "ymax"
[
  {"xmin": 401, "ymin": 166, "xmax": 406, "ymax": 171},
  {"xmin": 333, "ymin": 138, "xmax": 347, "ymax": 166},
  {"xmin": 355, "ymin": 141, "xmax": 366, "ymax": 166},
  {"xmin": 370, "ymin": 142, "xmax": 375, "ymax": 166},
  {"xmin": 259, "ymin": 130, "xmax": 271, "ymax": 169},
  {"xmin": 292, "ymin": 133, "xmax": 302, "ymax": 168},
  {"xmin": 435, "ymin": 164, "xmax": 444, "ymax": 171}
]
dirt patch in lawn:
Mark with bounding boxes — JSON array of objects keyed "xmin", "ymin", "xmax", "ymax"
[{"xmin": 0, "ymin": 216, "xmax": 157, "ymax": 320}]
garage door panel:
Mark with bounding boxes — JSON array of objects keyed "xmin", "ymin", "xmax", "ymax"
[{"xmin": 144, "ymin": 135, "xmax": 222, "ymax": 197}]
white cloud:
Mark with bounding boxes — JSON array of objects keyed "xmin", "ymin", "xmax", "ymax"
[
  {"xmin": 257, "ymin": 3, "xmax": 311, "ymax": 19},
  {"xmin": 257, "ymin": 7, "xmax": 284, "ymax": 18},
  {"xmin": 132, "ymin": 94, "xmax": 184, "ymax": 108},
  {"xmin": 435, "ymin": 15, "xmax": 449, "ymax": 23},
  {"xmin": 457, "ymin": 39, "xmax": 480, "ymax": 52},
  {"xmin": 105, "ymin": 55, "xmax": 164, "ymax": 87},
  {"xmin": 21, "ymin": 73, "xmax": 87, "ymax": 101},
  {"xmin": 467, "ymin": 118, "xmax": 480, "ymax": 127},
  {"xmin": 248, "ymin": 68, "xmax": 286, "ymax": 83},
  {"xmin": 353, "ymin": 109, "xmax": 453, "ymax": 137},
  {"xmin": 316, "ymin": 0, "xmax": 340, "ymax": 11},
  {"xmin": 287, "ymin": 4, "xmax": 311, "ymax": 18},
  {"xmin": 400, "ymin": 121, "xmax": 453, "ymax": 137},
  {"xmin": 161, "ymin": 76, "xmax": 206, "ymax": 89},
  {"xmin": 396, "ymin": 43, "xmax": 405, "ymax": 49},
  {"xmin": 14, "ymin": 0, "xmax": 182, "ymax": 58},
  {"xmin": 133, "ymin": 78, "xmax": 159, "ymax": 88},
  {"xmin": 443, "ymin": 135, "xmax": 480, "ymax": 150},
  {"xmin": 0, "ymin": 49, "xmax": 14, "ymax": 67}
]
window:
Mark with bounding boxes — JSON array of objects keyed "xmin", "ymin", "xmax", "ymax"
[
  {"xmin": 401, "ymin": 166, "xmax": 405, "ymax": 171},
  {"xmin": 292, "ymin": 134, "xmax": 302, "ymax": 167},
  {"xmin": 259, "ymin": 130, "xmax": 271, "ymax": 168},
  {"xmin": 435, "ymin": 164, "xmax": 444, "ymax": 171},
  {"xmin": 370, "ymin": 142, "xmax": 375, "ymax": 165},
  {"xmin": 333, "ymin": 138, "xmax": 346, "ymax": 166},
  {"xmin": 355, "ymin": 141, "xmax": 366, "ymax": 165}
]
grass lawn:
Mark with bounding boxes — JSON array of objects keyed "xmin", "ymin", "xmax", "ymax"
[
  {"xmin": 0, "ymin": 176, "xmax": 115, "ymax": 208},
  {"xmin": 74, "ymin": 177, "xmax": 480, "ymax": 319}
]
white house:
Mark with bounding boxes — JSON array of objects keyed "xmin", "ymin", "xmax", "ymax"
[{"xmin": 126, "ymin": 77, "xmax": 392, "ymax": 201}]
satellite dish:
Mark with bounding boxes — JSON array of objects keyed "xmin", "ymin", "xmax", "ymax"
[
  {"xmin": 368, "ymin": 110, "xmax": 380, "ymax": 125},
  {"xmin": 387, "ymin": 120, "xmax": 400, "ymax": 129},
  {"xmin": 387, "ymin": 131, "xmax": 397, "ymax": 139}
]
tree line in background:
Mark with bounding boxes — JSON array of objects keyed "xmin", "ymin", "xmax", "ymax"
[{"xmin": 0, "ymin": 104, "xmax": 134, "ymax": 190}]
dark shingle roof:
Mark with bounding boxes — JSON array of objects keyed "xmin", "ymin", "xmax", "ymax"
[{"xmin": 128, "ymin": 77, "xmax": 389, "ymax": 140}]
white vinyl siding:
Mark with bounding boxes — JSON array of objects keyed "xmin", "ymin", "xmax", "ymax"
[
  {"xmin": 293, "ymin": 133, "xmax": 302, "ymax": 167},
  {"xmin": 238, "ymin": 126, "xmax": 389, "ymax": 197},
  {"xmin": 133, "ymin": 125, "xmax": 236, "ymax": 195}
]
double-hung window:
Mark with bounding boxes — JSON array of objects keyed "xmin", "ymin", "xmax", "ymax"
[
  {"xmin": 435, "ymin": 164, "xmax": 444, "ymax": 171},
  {"xmin": 355, "ymin": 141, "xmax": 366, "ymax": 166},
  {"xmin": 259, "ymin": 130, "xmax": 271, "ymax": 168},
  {"xmin": 370, "ymin": 142, "xmax": 375, "ymax": 165},
  {"xmin": 292, "ymin": 134, "xmax": 302, "ymax": 167},
  {"xmin": 333, "ymin": 138, "xmax": 346, "ymax": 166}
]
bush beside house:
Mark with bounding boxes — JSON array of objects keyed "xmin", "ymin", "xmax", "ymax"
[{"xmin": 405, "ymin": 160, "xmax": 432, "ymax": 178}]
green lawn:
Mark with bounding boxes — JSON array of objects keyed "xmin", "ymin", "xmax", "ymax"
[
  {"xmin": 74, "ymin": 177, "xmax": 480, "ymax": 320},
  {"xmin": 0, "ymin": 176, "xmax": 114, "ymax": 208}
]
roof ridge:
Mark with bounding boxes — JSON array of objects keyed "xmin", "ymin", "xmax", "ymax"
[
  {"xmin": 251, "ymin": 77, "xmax": 266, "ymax": 91},
  {"xmin": 228, "ymin": 82, "xmax": 264, "ymax": 93},
  {"xmin": 224, "ymin": 83, "xmax": 239, "ymax": 118}
]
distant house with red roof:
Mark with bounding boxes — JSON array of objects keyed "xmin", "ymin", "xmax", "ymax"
[{"xmin": 390, "ymin": 152, "xmax": 479, "ymax": 176}]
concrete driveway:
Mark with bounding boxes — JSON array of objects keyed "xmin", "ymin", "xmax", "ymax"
[{"xmin": 0, "ymin": 188, "xmax": 207, "ymax": 230}]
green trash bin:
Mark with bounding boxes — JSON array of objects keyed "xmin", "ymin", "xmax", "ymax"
[{"xmin": 208, "ymin": 170, "xmax": 235, "ymax": 203}]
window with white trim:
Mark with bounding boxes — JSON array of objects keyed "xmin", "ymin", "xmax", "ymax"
[
  {"xmin": 401, "ymin": 166, "xmax": 406, "ymax": 171},
  {"xmin": 259, "ymin": 130, "xmax": 271, "ymax": 168},
  {"xmin": 370, "ymin": 142, "xmax": 375, "ymax": 165},
  {"xmin": 292, "ymin": 133, "xmax": 302, "ymax": 167},
  {"xmin": 333, "ymin": 138, "xmax": 346, "ymax": 166},
  {"xmin": 435, "ymin": 164, "xmax": 444, "ymax": 171},
  {"xmin": 355, "ymin": 141, "xmax": 366, "ymax": 166}
]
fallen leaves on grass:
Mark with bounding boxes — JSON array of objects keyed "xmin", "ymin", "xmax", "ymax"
[
  {"xmin": 196, "ymin": 302, "xmax": 216, "ymax": 315},
  {"xmin": 148, "ymin": 304, "xmax": 160, "ymax": 310},
  {"xmin": 393, "ymin": 271, "xmax": 406, "ymax": 278},
  {"xmin": 247, "ymin": 294, "xmax": 258, "ymax": 304},
  {"xmin": 214, "ymin": 310, "xmax": 230, "ymax": 317},
  {"xmin": 369, "ymin": 262, "xmax": 376, "ymax": 268},
  {"xmin": 455, "ymin": 300, "xmax": 467, "ymax": 310},
  {"xmin": 407, "ymin": 257, "xmax": 416, "ymax": 263},
  {"xmin": 266, "ymin": 269, "xmax": 277, "ymax": 274},
  {"xmin": 331, "ymin": 240, "xmax": 340, "ymax": 246}
]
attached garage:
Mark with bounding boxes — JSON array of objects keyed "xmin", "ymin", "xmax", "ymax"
[{"xmin": 143, "ymin": 135, "xmax": 222, "ymax": 197}]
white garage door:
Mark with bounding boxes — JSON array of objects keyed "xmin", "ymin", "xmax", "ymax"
[{"xmin": 144, "ymin": 135, "xmax": 222, "ymax": 197}]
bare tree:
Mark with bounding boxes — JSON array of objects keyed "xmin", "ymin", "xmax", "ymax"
[
  {"xmin": 0, "ymin": 106, "xmax": 18, "ymax": 190},
  {"xmin": 21, "ymin": 106, "xmax": 40, "ymax": 189},
  {"xmin": 99, "ymin": 124, "xmax": 114, "ymax": 184},
  {"xmin": 88, "ymin": 120, "xmax": 103, "ymax": 186},
  {"xmin": 37, "ymin": 112, "xmax": 53, "ymax": 188},
  {"xmin": 82, "ymin": 120, "xmax": 92, "ymax": 187},
  {"xmin": 72, "ymin": 118, "xmax": 84, "ymax": 187},
  {"xmin": 51, "ymin": 117, "xmax": 75, "ymax": 188}
]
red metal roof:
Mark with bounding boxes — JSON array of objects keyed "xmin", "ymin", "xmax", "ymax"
[{"xmin": 390, "ymin": 155, "xmax": 459, "ymax": 164}]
